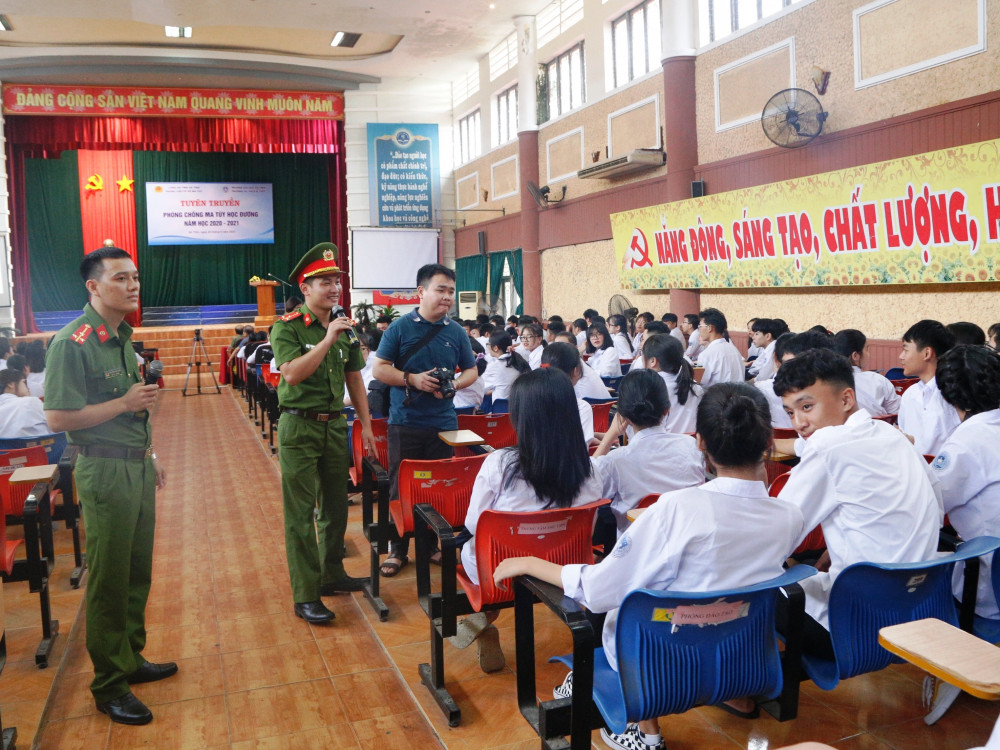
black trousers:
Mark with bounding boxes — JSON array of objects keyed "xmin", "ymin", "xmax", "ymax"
[
  {"xmin": 386, "ymin": 423, "xmax": 454, "ymax": 559},
  {"xmin": 776, "ymin": 588, "xmax": 835, "ymax": 661}
]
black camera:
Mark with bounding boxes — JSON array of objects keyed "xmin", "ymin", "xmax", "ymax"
[{"xmin": 427, "ymin": 366, "xmax": 456, "ymax": 399}]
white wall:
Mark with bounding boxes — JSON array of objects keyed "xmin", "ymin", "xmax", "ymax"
[{"xmin": 344, "ymin": 78, "xmax": 456, "ymax": 310}]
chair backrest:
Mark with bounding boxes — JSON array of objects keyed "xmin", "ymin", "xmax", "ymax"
[
  {"xmin": 772, "ymin": 428, "xmax": 798, "ymax": 440},
  {"xmin": 884, "ymin": 367, "xmax": 906, "ymax": 381},
  {"xmin": 490, "ymin": 398, "xmax": 509, "ymax": 415},
  {"xmin": 589, "ymin": 400, "xmax": 617, "ymax": 434},
  {"xmin": 890, "ymin": 377, "xmax": 919, "ymax": 395},
  {"xmin": 609, "ymin": 567, "xmax": 817, "ymax": 726},
  {"xmin": 636, "ymin": 492, "xmax": 659, "ymax": 510},
  {"xmin": 473, "ymin": 498, "xmax": 609, "ymax": 606},
  {"xmin": 601, "ymin": 376, "xmax": 623, "ymax": 393},
  {"xmin": 456, "ymin": 413, "xmax": 517, "ymax": 449},
  {"xmin": 871, "ymin": 413, "xmax": 898, "ymax": 425},
  {"xmin": 397, "ymin": 454, "xmax": 488, "ymax": 534},
  {"xmin": 0, "ymin": 447, "xmax": 49, "ymax": 515},
  {"xmin": 819, "ymin": 536, "xmax": 1000, "ymax": 688},
  {"xmin": 351, "ymin": 418, "xmax": 390, "ymax": 477},
  {"xmin": 619, "ymin": 361, "xmax": 632, "ymax": 375},
  {"xmin": 0, "ymin": 433, "xmax": 67, "ymax": 464},
  {"xmin": 767, "ymin": 470, "xmax": 791, "ymax": 497}
]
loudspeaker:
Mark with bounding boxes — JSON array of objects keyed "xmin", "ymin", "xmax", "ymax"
[
  {"xmin": 691, "ymin": 180, "xmax": 706, "ymax": 198},
  {"xmin": 478, "ymin": 230, "xmax": 486, "ymax": 256}
]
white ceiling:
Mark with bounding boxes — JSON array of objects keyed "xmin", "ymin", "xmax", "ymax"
[{"xmin": 0, "ymin": 0, "xmax": 549, "ymax": 99}]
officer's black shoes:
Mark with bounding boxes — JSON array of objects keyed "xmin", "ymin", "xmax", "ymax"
[
  {"xmin": 96, "ymin": 692, "xmax": 153, "ymax": 725},
  {"xmin": 320, "ymin": 575, "xmax": 371, "ymax": 595},
  {"xmin": 294, "ymin": 600, "xmax": 336, "ymax": 623},
  {"xmin": 126, "ymin": 660, "xmax": 179, "ymax": 684}
]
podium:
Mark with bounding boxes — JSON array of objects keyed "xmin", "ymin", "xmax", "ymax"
[{"xmin": 250, "ymin": 279, "xmax": 281, "ymax": 327}]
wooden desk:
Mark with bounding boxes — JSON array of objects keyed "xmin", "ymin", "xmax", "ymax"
[
  {"xmin": 693, "ymin": 366, "xmax": 704, "ymax": 383},
  {"xmin": 9, "ymin": 464, "xmax": 58, "ymax": 486},
  {"xmin": 626, "ymin": 507, "xmax": 647, "ymax": 523},
  {"xmin": 879, "ymin": 618, "xmax": 1000, "ymax": 700},
  {"xmin": 770, "ymin": 450, "xmax": 797, "ymax": 463},
  {"xmin": 438, "ymin": 429, "xmax": 485, "ymax": 447}
]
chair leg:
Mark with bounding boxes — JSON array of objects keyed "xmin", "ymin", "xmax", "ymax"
[
  {"xmin": 362, "ymin": 535, "xmax": 388, "ymax": 622},
  {"xmin": 34, "ymin": 575, "xmax": 59, "ymax": 669},
  {"xmin": 22, "ymin": 512, "xmax": 59, "ymax": 668},
  {"xmin": 419, "ymin": 619, "xmax": 461, "ymax": 727}
]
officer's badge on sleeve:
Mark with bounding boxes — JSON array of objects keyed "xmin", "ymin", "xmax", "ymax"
[
  {"xmin": 71, "ymin": 323, "xmax": 93, "ymax": 344},
  {"xmin": 932, "ymin": 453, "xmax": 950, "ymax": 472}
]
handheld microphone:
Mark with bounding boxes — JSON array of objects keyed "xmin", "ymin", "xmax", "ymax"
[
  {"xmin": 330, "ymin": 306, "xmax": 360, "ymax": 346},
  {"xmin": 144, "ymin": 359, "xmax": 164, "ymax": 386}
]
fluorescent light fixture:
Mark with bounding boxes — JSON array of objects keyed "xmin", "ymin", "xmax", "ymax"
[
  {"xmin": 164, "ymin": 26, "xmax": 192, "ymax": 38},
  {"xmin": 330, "ymin": 31, "xmax": 361, "ymax": 47},
  {"xmin": 0, "ymin": 15, "xmax": 13, "ymax": 31}
]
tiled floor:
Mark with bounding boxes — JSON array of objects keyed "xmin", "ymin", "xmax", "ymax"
[{"xmin": 3, "ymin": 387, "xmax": 999, "ymax": 749}]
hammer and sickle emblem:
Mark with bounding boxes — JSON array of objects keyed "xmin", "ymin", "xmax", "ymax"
[{"xmin": 85, "ymin": 174, "xmax": 104, "ymax": 191}]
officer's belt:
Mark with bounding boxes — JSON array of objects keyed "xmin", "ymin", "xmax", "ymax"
[
  {"xmin": 280, "ymin": 408, "xmax": 341, "ymax": 422},
  {"xmin": 81, "ymin": 445, "xmax": 152, "ymax": 460}
]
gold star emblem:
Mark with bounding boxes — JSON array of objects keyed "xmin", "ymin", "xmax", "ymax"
[{"xmin": 116, "ymin": 174, "xmax": 134, "ymax": 193}]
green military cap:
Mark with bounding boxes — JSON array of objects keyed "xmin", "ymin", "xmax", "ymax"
[{"xmin": 290, "ymin": 242, "xmax": 343, "ymax": 286}]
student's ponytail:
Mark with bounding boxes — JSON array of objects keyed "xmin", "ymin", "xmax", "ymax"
[
  {"xmin": 491, "ymin": 330, "xmax": 532, "ymax": 374},
  {"xmin": 642, "ymin": 334, "xmax": 697, "ymax": 405}
]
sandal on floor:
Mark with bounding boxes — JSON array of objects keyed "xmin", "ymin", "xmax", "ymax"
[
  {"xmin": 713, "ymin": 699, "xmax": 760, "ymax": 720},
  {"xmin": 379, "ymin": 556, "xmax": 409, "ymax": 578}
]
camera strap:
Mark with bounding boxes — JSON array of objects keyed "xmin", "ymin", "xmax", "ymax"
[{"xmin": 396, "ymin": 323, "xmax": 445, "ymax": 372}]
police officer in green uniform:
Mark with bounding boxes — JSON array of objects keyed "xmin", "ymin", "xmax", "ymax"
[
  {"xmin": 271, "ymin": 242, "xmax": 377, "ymax": 624},
  {"xmin": 45, "ymin": 247, "xmax": 174, "ymax": 726}
]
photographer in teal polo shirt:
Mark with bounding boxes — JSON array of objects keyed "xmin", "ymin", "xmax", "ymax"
[{"xmin": 373, "ymin": 264, "xmax": 477, "ymax": 576}]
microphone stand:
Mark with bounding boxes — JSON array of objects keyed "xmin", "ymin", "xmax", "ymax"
[{"xmin": 267, "ymin": 273, "xmax": 294, "ymax": 315}]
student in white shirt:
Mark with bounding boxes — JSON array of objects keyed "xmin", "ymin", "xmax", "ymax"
[
  {"xmin": 494, "ymin": 382, "xmax": 805, "ymax": 750},
  {"xmin": 775, "ymin": 349, "xmax": 942, "ymax": 659},
  {"xmin": 746, "ymin": 318, "xmax": 763, "ymax": 360},
  {"xmin": 23, "ymin": 339, "xmax": 47, "ymax": 399},
  {"xmin": 832, "ymin": 329, "xmax": 901, "ymax": 417},
  {"xmin": 571, "ymin": 318, "xmax": 588, "ymax": 353},
  {"xmin": 591, "ymin": 369, "xmax": 705, "ymax": 536},
  {"xmin": 680, "ymin": 314, "xmax": 703, "ymax": 361},
  {"xmin": 660, "ymin": 313, "xmax": 687, "ymax": 348},
  {"xmin": 586, "ymin": 322, "xmax": 622, "ymax": 378},
  {"xmin": 897, "ymin": 319, "xmax": 961, "ymax": 455},
  {"xmin": 629, "ymin": 321, "xmax": 666, "ymax": 371},
  {"xmin": 552, "ymin": 332, "xmax": 613, "ymax": 402},
  {"xmin": 747, "ymin": 318, "xmax": 780, "ymax": 382},
  {"xmin": 0, "ymin": 369, "xmax": 51, "ymax": 438},
  {"xmin": 607, "ymin": 314, "xmax": 634, "ymax": 361},
  {"xmin": 482, "ymin": 331, "xmax": 531, "ymax": 403},
  {"xmin": 641, "ymin": 333, "xmax": 702, "ymax": 434},
  {"xmin": 755, "ymin": 332, "xmax": 805, "ymax": 430},
  {"xmin": 696, "ymin": 308, "xmax": 745, "ymax": 388},
  {"xmin": 518, "ymin": 323, "xmax": 546, "ymax": 369},
  {"xmin": 541, "ymin": 343, "xmax": 601, "ymax": 443},
  {"xmin": 632, "ymin": 312, "xmax": 653, "ymax": 352},
  {"xmin": 453, "ymin": 338, "xmax": 488, "ymax": 411}
]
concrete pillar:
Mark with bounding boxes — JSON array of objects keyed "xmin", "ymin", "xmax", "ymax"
[{"xmin": 514, "ymin": 15, "xmax": 542, "ymax": 317}]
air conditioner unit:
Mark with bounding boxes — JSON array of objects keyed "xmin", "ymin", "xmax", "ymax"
[
  {"xmin": 458, "ymin": 291, "xmax": 482, "ymax": 319},
  {"xmin": 577, "ymin": 148, "xmax": 666, "ymax": 180}
]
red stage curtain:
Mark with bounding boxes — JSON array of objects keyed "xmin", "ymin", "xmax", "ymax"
[
  {"xmin": 6, "ymin": 115, "xmax": 346, "ymax": 333},
  {"xmin": 77, "ymin": 150, "xmax": 141, "ymax": 325}
]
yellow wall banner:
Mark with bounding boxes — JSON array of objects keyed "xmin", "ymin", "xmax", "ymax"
[{"xmin": 611, "ymin": 137, "xmax": 1000, "ymax": 289}]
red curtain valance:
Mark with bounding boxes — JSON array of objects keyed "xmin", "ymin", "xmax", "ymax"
[{"xmin": 5, "ymin": 115, "xmax": 340, "ymax": 154}]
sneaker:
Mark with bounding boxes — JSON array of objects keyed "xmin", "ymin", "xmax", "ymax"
[
  {"xmin": 600, "ymin": 723, "xmax": 665, "ymax": 750},
  {"xmin": 923, "ymin": 675, "xmax": 961, "ymax": 725},
  {"xmin": 476, "ymin": 624, "xmax": 506, "ymax": 673},
  {"xmin": 553, "ymin": 671, "xmax": 573, "ymax": 700}
]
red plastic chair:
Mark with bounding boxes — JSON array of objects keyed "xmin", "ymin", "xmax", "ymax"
[
  {"xmin": 768, "ymin": 471, "xmax": 825, "ymax": 554},
  {"xmin": 350, "ymin": 418, "xmax": 389, "ymax": 488},
  {"xmin": 871, "ymin": 413, "xmax": 898, "ymax": 425},
  {"xmin": 390, "ymin": 454, "xmax": 487, "ymax": 537},
  {"xmin": 890, "ymin": 378, "xmax": 919, "ymax": 395},
  {"xmin": 0, "ymin": 493, "xmax": 24, "ymax": 577},
  {"xmin": 636, "ymin": 492, "xmax": 659, "ymax": 510},
  {"xmin": 765, "ymin": 459, "xmax": 793, "ymax": 487},
  {"xmin": 456, "ymin": 413, "xmax": 517, "ymax": 449},
  {"xmin": 773, "ymin": 427, "xmax": 799, "ymax": 440},
  {"xmin": 0, "ymin": 448, "xmax": 54, "ymax": 515},
  {"xmin": 590, "ymin": 400, "xmax": 617, "ymax": 434}
]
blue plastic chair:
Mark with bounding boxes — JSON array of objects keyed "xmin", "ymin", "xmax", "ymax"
[
  {"xmin": 551, "ymin": 566, "xmax": 817, "ymax": 734},
  {"xmin": 490, "ymin": 398, "xmax": 509, "ymax": 414},
  {"xmin": 970, "ymin": 543, "xmax": 1000, "ymax": 644},
  {"xmin": 601, "ymin": 376, "xmax": 623, "ymax": 392},
  {"xmin": 884, "ymin": 367, "xmax": 906, "ymax": 381},
  {"xmin": 454, "ymin": 406, "xmax": 476, "ymax": 415},
  {"xmin": 480, "ymin": 393, "xmax": 493, "ymax": 414},
  {"xmin": 803, "ymin": 536, "xmax": 1000, "ymax": 691},
  {"xmin": 0, "ymin": 432, "xmax": 67, "ymax": 464}
]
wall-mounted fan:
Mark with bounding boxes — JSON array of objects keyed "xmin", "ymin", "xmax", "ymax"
[
  {"xmin": 608, "ymin": 294, "xmax": 639, "ymax": 331},
  {"xmin": 527, "ymin": 181, "xmax": 566, "ymax": 209},
  {"xmin": 761, "ymin": 88, "xmax": 828, "ymax": 148}
]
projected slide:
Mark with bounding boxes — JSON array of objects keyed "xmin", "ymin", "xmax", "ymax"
[{"xmin": 146, "ymin": 182, "xmax": 274, "ymax": 245}]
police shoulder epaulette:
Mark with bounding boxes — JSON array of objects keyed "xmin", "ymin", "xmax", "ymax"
[
  {"xmin": 279, "ymin": 311, "xmax": 303, "ymax": 322},
  {"xmin": 70, "ymin": 323, "xmax": 94, "ymax": 345}
]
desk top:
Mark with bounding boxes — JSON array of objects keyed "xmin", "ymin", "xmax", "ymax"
[
  {"xmin": 879, "ymin": 618, "xmax": 1000, "ymax": 700},
  {"xmin": 10, "ymin": 464, "xmax": 58, "ymax": 485},
  {"xmin": 770, "ymin": 450, "xmax": 796, "ymax": 462},
  {"xmin": 438, "ymin": 429, "xmax": 485, "ymax": 447},
  {"xmin": 626, "ymin": 507, "xmax": 648, "ymax": 523}
]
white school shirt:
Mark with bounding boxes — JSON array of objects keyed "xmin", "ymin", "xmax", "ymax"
[
  {"xmin": 461, "ymin": 449, "xmax": 606, "ymax": 585},
  {"xmin": 482, "ymin": 355, "xmax": 521, "ymax": 401},
  {"xmin": 611, "ymin": 332, "xmax": 633, "ymax": 360},
  {"xmin": 851, "ymin": 366, "xmax": 901, "ymax": 418},
  {"xmin": 684, "ymin": 328, "xmax": 704, "ymax": 361},
  {"xmin": 345, "ymin": 351, "xmax": 377, "ymax": 407},
  {"xmin": 575, "ymin": 331, "xmax": 587, "ymax": 351},
  {"xmin": 562, "ymin": 477, "xmax": 804, "ymax": 671},
  {"xmin": 525, "ymin": 345, "xmax": 544, "ymax": 370},
  {"xmin": 577, "ymin": 398, "xmax": 594, "ymax": 444},
  {"xmin": 0, "ymin": 360, "xmax": 7, "ymax": 371},
  {"xmin": 631, "ymin": 331, "xmax": 644, "ymax": 352},
  {"xmin": 749, "ymin": 341, "xmax": 776, "ymax": 382},
  {"xmin": 898, "ymin": 376, "xmax": 960, "ymax": 456},
  {"xmin": 697, "ymin": 337, "xmax": 745, "ymax": 388},
  {"xmin": 591, "ymin": 425, "xmax": 705, "ymax": 533},
  {"xmin": 0, "ymin": 393, "xmax": 51, "ymax": 438},
  {"xmin": 747, "ymin": 341, "xmax": 763, "ymax": 359},
  {"xmin": 574, "ymin": 362, "xmax": 613, "ymax": 401},
  {"xmin": 26, "ymin": 371, "xmax": 45, "ymax": 399},
  {"xmin": 778, "ymin": 410, "xmax": 942, "ymax": 629},
  {"xmin": 932, "ymin": 409, "xmax": 1000, "ymax": 619},
  {"xmin": 629, "ymin": 350, "xmax": 645, "ymax": 370},
  {"xmin": 755, "ymin": 378, "xmax": 794, "ymax": 429},
  {"xmin": 656, "ymin": 370, "xmax": 702, "ymax": 434},
  {"xmin": 453, "ymin": 372, "xmax": 486, "ymax": 410},
  {"xmin": 669, "ymin": 326, "xmax": 686, "ymax": 346},
  {"xmin": 588, "ymin": 347, "xmax": 622, "ymax": 377}
]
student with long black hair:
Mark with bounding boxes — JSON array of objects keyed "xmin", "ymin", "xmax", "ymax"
[
  {"xmin": 494, "ymin": 383, "xmax": 804, "ymax": 750},
  {"xmin": 641, "ymin": 334, "xmax": 702, "ymax": 434},
  {"xmin": 541, "ymin": 343, "xmax": 601, "ymax": 442},
  {"xmin": 586, "ymin": 322, "xmax": 622, "ymax": 377},
  {"xmin": 607, "ymin": 314, "xmax": 634, "ymax": 359},
  {"xmin": 482, "ymin": 330, "xmax": 531, "ymax": 402}
]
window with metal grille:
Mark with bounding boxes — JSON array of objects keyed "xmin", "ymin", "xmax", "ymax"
[
  {"xmin": 610, "ymin": 0, "xmax": 661, "ymax": 89},
  {"xmin": 537, "ymin": 0, "xmax": 585, "ymax": 48},
  {"xmin": 544, "ymin": 42, "xmax": 585, "ymax": 120},
  {"xmin": 452, "ymin": 65, "xmax": 480, "ymax": 106},
  {"xmin": 457, "ymin": 109, "xmax": 482, "ymax": 165},
  {"xmin": 489, "ymin": 32, "xmax": 518, "ymax": 81},
  {"xmin": 493, "ymin": 85, "xmax": 518, "ymax": 146},
  {"xmin": 698, "ymin": 0, "xmax": 805, "ymax": 46}
]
